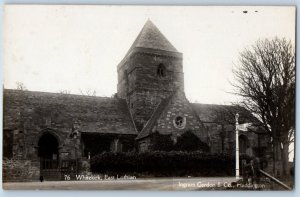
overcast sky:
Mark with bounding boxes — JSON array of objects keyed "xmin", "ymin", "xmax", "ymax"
[{"xmin": 4, "ymin": 5, "xmax": 295, "ymax": 104}]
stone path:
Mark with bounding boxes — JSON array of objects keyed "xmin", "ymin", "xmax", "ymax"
[{"xmin": 3, "ymin": 177, "xmax": 238, "ymax": 190}]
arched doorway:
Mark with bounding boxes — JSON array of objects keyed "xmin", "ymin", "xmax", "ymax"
[{"xmin": 38, "ymin": 133, "xmax": 59, "ymax": 172}]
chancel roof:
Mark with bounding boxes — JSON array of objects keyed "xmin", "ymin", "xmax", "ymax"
[
  {"xmin": 192, "ymin": 103, "xmax": 261, "ymax": 125},
  {"xmin": 3, "ymin": 89, "xmax": 137, "ymax": 135}
]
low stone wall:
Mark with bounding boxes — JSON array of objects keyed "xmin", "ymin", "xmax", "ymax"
[{"xmin": 3, "ymin": 158, "xmax": 40, "ymax": 182}]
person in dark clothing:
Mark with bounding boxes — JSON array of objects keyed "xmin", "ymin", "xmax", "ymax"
[
  {"xmin": 39, "ymin": 175, "xmax": 44, "ymax": 182},
  {"xmin": 245, "ymin": 160, "xmax": 255, "ymax": 184},
  {"xmin": 253, "ymin": 157, "xmax": 261, "ymax": 184}
]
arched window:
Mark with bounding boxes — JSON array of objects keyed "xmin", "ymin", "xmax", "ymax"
[{"xmin": 157, "ymin": 64, "xmax": 166, "ymax": 78}]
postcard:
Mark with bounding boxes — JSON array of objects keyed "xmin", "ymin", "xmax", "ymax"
[{"xmin": 2, "ymin": 5, "xmax": 295, "ymax": 190}]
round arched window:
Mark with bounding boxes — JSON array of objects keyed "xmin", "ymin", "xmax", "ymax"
[
  {"xmin": 157, "ymin": 64, "xmax": 166, "ymax": 78},
  {"xmin": 173, "ymin": 116, "xmax": 186, "ymax": 129}
]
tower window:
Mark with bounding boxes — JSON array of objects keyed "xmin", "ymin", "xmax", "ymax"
[{"xmin": 157, "ymin": 64, "xmax": 166, "ymax": 78}]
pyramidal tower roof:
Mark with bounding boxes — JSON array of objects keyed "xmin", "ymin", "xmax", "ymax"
[{"xmin": 127, "ymin": 20, "xmax": 178, "ymax": 54}]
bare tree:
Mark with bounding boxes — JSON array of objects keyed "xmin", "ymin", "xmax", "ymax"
[
  {"xmin": 211, "ymin": 105, "xmax": 260, "ymax": 153},
  {"xmin": 16, "ymin": 82, "xmax": 27, "ymax": 91},
  {"xmin": 79, "ymin": 88, "xmax": 96, "ymax": 96},
  {"xmin": 58, "ymin": 90, "xmax": 71, "ymax": 94},
  {"xmin": 232, "ymin": 38, "xmax": 295, "ymax": 177}
]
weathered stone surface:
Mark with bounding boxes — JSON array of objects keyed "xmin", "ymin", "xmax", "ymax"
[
  {"xmin": 3, "ymin": 89, "xmax": 138, "ymax": 181},
  {"xmin": 3, "ymin": 90, "xmax": 136, "ymax": 135},
  {"xmin": 2, "ymin": 20, "xmax": 271, "ymax": 182},
  {"xmin": 116, "ymin": 21, "xmax": 184, "ymax": 131},
  {"xmin": 137, "ymin": 90, "xmax": 208, "ymax": 144},
  {"xmin": 117, "ymin": 51, "xmax": 183, "ymax": 131},
  {"xmin": 3, "ymin": 159, "xmax": 39, "ymax": 182}
]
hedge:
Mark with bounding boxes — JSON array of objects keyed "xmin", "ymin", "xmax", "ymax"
[{"xmin": 91, "ymin": 151, "xmax": 240, "ymax": 177}]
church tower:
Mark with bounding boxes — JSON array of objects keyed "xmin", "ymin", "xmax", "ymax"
[{"xmin": 117, "ymin": 20, "xmax": 184, "ymax": 131}]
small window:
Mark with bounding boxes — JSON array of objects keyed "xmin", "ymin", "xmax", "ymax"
[
  {"xmin": 173, "ymin": 116, "xmax": 186, "ymax": 129},
  {"xmin": 175, "ymin": 117, "xmax": 184, "ymax": 127},
  {"xmin": 157, "ymin": 64, "xmax": 166, "ymax": 78}
]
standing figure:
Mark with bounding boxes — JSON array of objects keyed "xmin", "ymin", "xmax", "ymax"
[{"xmin": 245, "ymin": 160, "xmax": 255, "ymax": 184}]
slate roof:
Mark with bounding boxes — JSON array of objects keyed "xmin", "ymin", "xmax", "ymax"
[
  {"xmin": 137, "ymin": 101, "xmax": 262, "ymax": 140},
  {"xmin": 3, "ymin": 89, "xmax": 137, "ymax": 135},
  {"xmin": 191, "ymin": 103, "xmax": 261, "ymax": 125},
  {"xmin": 3, "ymin": 89, "xmax": 261, "ymax": 137},
  {"xmin": 126, "ymin": 20, "xmax": 178, "ymax": 55},
  {"xmin": 136, "ymin": 90, "xmax": 207, "ymax": 140}
]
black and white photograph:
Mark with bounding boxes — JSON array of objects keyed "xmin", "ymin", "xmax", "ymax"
[{"xmin": 2, "ymin": 5, "xmax": 296, "ymax": 190}]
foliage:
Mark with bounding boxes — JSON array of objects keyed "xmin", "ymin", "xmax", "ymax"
[
  {"xmin": 232, "ymin": 38, "xmax": 295, "ymax": 176},
  {"xmin": 174, "ymin": 131, "xmax": 209, "ymax": 151},
  {"xmin": 91, "ymin": 151, "xmax": 235, "ymax": 177},
  {"xmin": 151, "ymin": 131, "xmax": 209, "ymax": 152},
  {"xmin": 58, "ymin": 90, "xmax": 71, "ymax": 94},
  {"xmin": 16, "ymin": 82, "xmax": 27, "ymax": 91},
  {"xmin": 79, "ymin": 88, "xmax": 97, "ymax": 96}
]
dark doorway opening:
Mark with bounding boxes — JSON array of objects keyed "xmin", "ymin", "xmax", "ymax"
[
  {"xmin": 239, "ymin": 134, "xmax": 249, "ymax": 154},
  {"xmin": 3, "ymin": 129, "xmax": 13, "ymax": 159},
  {"xmin": 157, "ymin": 63, "xmax": 166, "ymax": 78},
  {"xmin": 38, "ymin": 133, "xmax": 59, "ymax": 170},
  {"xmin": 81, "ymin": 133, "xmax": 135, "ymax": 158},
  {"xmin": 82, "ymin": 133, "xmax": 112, "ymax": 158},
  {"xmin": 174, "ymin": 131, "xmax": 209, "ymax": 152}
]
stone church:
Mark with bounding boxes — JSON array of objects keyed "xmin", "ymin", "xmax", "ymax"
[{"xmin": 3, "ymin": 20, "xmax": 271, "ymax": 181}]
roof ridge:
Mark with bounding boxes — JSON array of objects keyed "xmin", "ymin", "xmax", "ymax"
[
  {"xmin": 4, "ymin": 90, "xmax": 137, "ymax": 135},
  {"xmin": 3, "ymin": 88, "xmax": 114, "ymax": 100},
  {"xmin": 136, "ymin": 90, "xmax": 178, "ymax": 140},
  {"xmin": 124, "ymin": 98, "xmax": 139, "ymax": 134}
]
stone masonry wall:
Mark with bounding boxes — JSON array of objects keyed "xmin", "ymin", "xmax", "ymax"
[
  {"xmin": 117, "ymin": 50, "xmax": 183, "ymax": 131},
  {"xmin": 3, "ymin": 89, "xmax": 136, "ymax": 181},
  {"xmin": 3, "ymin": 159, "xmax": 40, "ymax": 182},
  {"xmin": 154, "ymin": 91, "xmax": 208, "ymax": 143}
]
